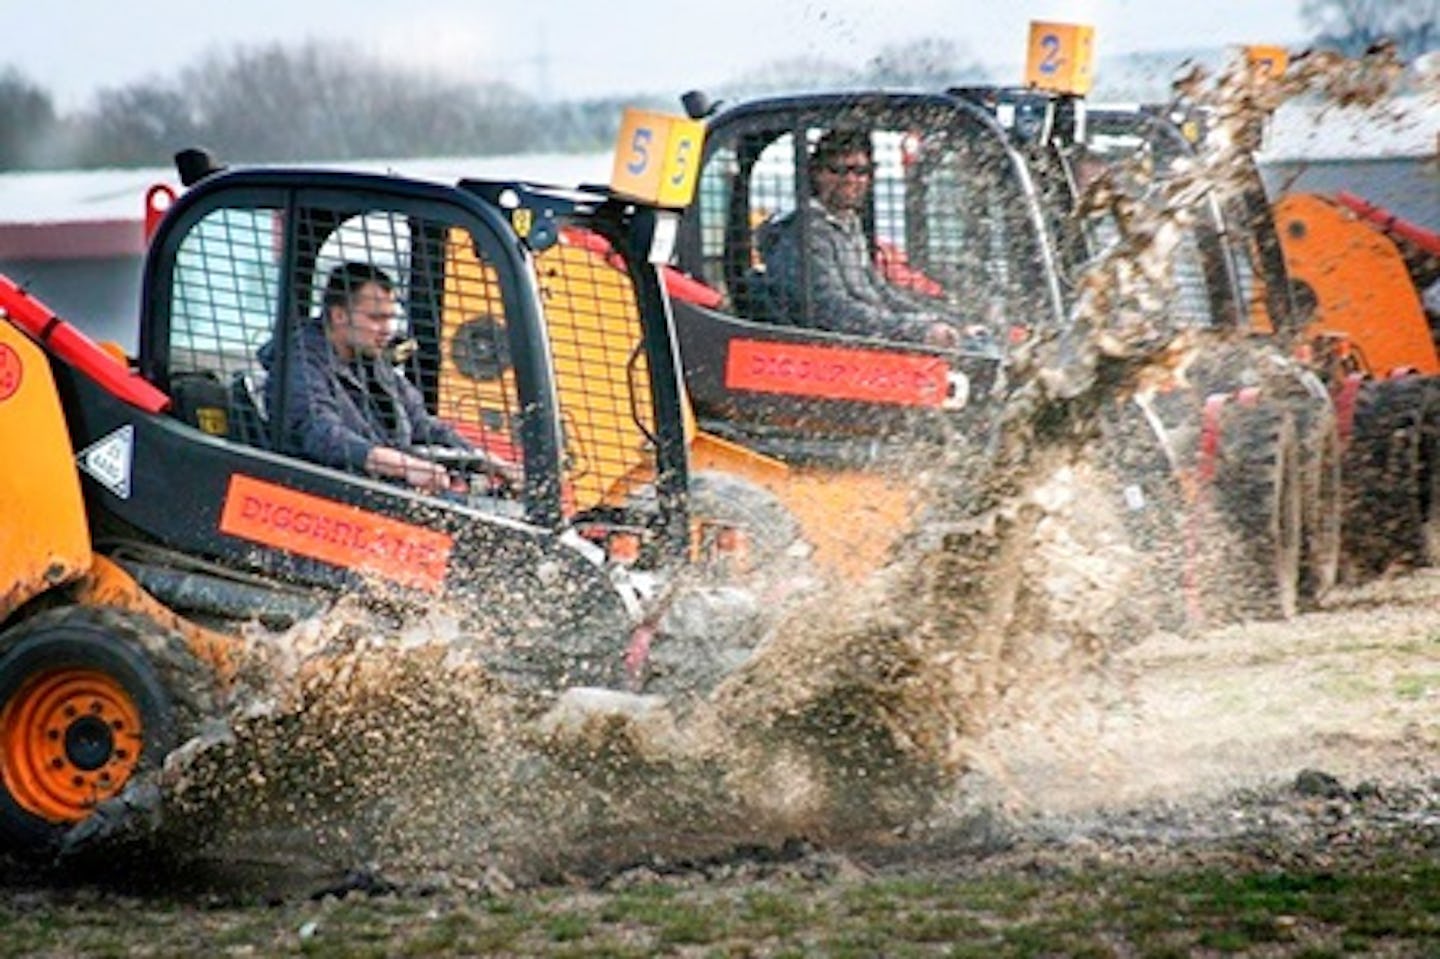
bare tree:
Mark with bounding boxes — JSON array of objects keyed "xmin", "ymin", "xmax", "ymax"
[
  {"xmin": 0, "ymin": 67, "xmax": 57, "ymax": 170},
  {"xmin": 74, "ymin": 83, "xmax": 197, "ymax": 167},
  {"xmin": 1301, "ymin": 0, "xmax": 1440, "ymax": 58},
  {"xmin": 71, "ymin": 41, "xmax": 545, "ymax": 164}
]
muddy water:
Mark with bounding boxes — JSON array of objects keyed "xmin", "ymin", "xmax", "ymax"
[{"xmin": 150, "ymin": 451, "xmax": 1437, "ymax": 894}]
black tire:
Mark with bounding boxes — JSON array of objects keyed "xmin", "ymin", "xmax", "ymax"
[
  {"xmin": 1209, "ymin": 402, "xmax": 1302, "ymax": 622},
  {"xmin": 1095, "ymin": 399, "xmax": 1191, "ymax": 631},
  {"xmin": 0, "ymin": 606, "xmax": 215, "ymax": 857},
  {"xmin": 640, "ymin": 472, "xmax": 812, "ymax": 696},
  {"xmin": 1340, "ymin": 377, "xmax": 1436, "ymax": 578}
]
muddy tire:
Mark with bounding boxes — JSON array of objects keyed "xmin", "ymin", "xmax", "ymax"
[
  {"xmin": 1340, "ymin": 377, "xmax": 1438, "ymax": 579},
  {"xmin": 0, "ymin": 606, "xmax": 216, "ymax": 857},
  {"xmin": 1095, "ymin": 400, "xmax": 1191, "ymax": 630},
  {"xmin": 1295, "ymin": 403, "xmax": 1343, "ymax": 605},
  {"xmin": 687, "ymin": 470, "xmax": 806, "ymax": 574},
  {"xmin": 643, "ymin": 472, "xmax": 813, "ymax": 697},
  {"xmin": 1417, "ymin": 379, "xmax": 1440, "ymax": 567},
  {"xmin": 1209, "ymin": 402, "xmax": 1302, "ymax": 622}
]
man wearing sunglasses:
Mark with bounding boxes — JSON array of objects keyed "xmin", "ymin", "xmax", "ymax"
[{"xmin": 755, "ymin": 129, "xmax": 965, "ymax": 348}]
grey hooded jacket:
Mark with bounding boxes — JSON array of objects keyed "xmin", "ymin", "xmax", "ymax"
[{"xmin": 754, "ymin": 198, "xmax": 947, "ymax": 343}]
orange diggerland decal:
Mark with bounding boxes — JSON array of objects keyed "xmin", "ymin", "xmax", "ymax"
[
  {"xmin": 0, "ymin": 343, "xmax": 21, "ymax": 402},
  {"xmin": 219, "ymin": 475, "xmax": 454, "ymax": 593},
  {"xmin": 725, "ymin": 338, "xmax": 950, "ymax": 407}
]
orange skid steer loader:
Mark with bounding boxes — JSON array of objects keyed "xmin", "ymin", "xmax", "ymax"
[
  {"xmin": 0, "ymin": 143, "xmax": 758, "ymax": 858},
  {"xmin": 1267, "ymin": 189, "xmax": 1440, "ymax": 575}
]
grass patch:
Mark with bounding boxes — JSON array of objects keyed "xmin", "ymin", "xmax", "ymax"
[
  {"xmin": 1394, "ymin": 671, "xmax": 1440, "ymax": 699},
  {"xmin": 3, "ymin": 854, "xmax": 1438, "ymax": 957}
]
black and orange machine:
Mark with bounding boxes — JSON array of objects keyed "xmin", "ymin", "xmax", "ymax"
[
  {"xmin": 0, "ymin": 114, "xmax": 758, "ymax": 856},
  {"xmin": 662, "ymin": 21, "xmax": 1346, "ymax": 623},
  {"xmin": 956, "ymin": 29, "xmax": 1440, "ymax": 583}
]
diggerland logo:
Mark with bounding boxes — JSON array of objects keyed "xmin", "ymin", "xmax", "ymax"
[
  {"xmin": 0, "ymin": 343, "xmax": 22, "ymax": 402},
  {"xmin": 725, "ymin": 338, "xmax": 950, "ymax": 407},
  {"xmin": 219, "ymin": 474, "xmax": 454, "ymax": 593}
]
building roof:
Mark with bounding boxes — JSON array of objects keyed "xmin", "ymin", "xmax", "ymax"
[{"xmin": 0, "ymin": 151, "xmax": 613, "ymax": 260}]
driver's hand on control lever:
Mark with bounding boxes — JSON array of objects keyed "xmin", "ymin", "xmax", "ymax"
[
  {"xmin": 922, "ymin": 320, "xmax": 962, "ymax": 349},
  {"xmin": 365, "ymin": 446, "xmax": 464, "ymax": 495},
  {"xmin": 484, "ymin": 454, "xmax": 524, "ymax": 491}
]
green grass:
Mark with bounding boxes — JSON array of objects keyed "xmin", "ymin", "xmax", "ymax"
[
  {"xmin": 1394, "ymin": 671, "xmax": 1440, "ymax": 699},
  {"xmin": 2, "ymin": 854, "xmax": 1438, "ymax": 957}
]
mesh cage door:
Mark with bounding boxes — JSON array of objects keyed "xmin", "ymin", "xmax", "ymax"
[
  {"xmin": 165, "ymin": 204, "xmax": 284, "ymax": 444},
  {"xmin": 439, "ymin": 225, "xmax": 524, "ymax": 465},
  {"xmin": 532, "ymin": 233, "xmax": 659, "ymax": 516}
]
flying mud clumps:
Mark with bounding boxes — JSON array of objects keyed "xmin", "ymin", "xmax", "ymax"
[{"xmin": 86, "ymin": 49, "xmax": 1424, "ymax": 888}]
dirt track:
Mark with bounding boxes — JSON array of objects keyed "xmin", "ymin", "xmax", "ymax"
[
  {"xmin": 2, "ymin": 569, "xmax": 1437, "ymax": 956},
  {"xmin": 954, "ymin": 567, "xmax": 1440, "ymax": 824}
]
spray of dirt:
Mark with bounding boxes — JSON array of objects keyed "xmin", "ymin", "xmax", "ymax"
[{"xmin": 116, "ymin": 49, "xmax": 1436, "ymax": 889}]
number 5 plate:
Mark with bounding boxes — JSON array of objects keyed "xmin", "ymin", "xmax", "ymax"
[{"xmin": 609, "ymin": 108, "xmax": 706, "ymax": 208}]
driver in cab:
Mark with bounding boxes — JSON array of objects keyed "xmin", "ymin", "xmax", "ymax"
[{"xmin": 265, "ymin": 261, "xmax": 518, "ymax": 495}]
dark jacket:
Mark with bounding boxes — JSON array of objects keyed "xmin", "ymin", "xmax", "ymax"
[
  {"xmin": 260, "ymin": 318, "xmax": 470, "ymax": 472},
  {"xmin": 754, "ymin": 198, "xmax": 946, "ymax": 342}
]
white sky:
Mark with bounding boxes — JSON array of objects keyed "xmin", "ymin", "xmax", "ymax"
[{"xmin": 6, "ymin": 0, "xmax": 1308, "ymax": 109}]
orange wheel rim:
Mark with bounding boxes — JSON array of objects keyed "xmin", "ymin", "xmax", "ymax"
[{"xmin": 0, "ymin": 669, "xmax": 144, "ymax": 824}]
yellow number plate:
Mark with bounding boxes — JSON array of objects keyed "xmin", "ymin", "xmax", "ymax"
[
  {"xmin": 1244, "ymin": 45, "xmax": 1290, "ymax": 80},
  {"xmin": 609, "ymin": 108, "xmax": 705, "ymax": 208},
  {"xmin": 1025, "ymin": 21, "xmax": 1096, "ymax": 96}
]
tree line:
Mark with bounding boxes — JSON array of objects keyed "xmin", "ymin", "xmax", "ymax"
[
  {"xmin": 0, "ymin": 35, "xmax": 995, "ymax": 172},
  {"xmin": 0, "ymin": 41, "xmax": 671, "ymax": 171},
  {"xmin": 1, "ymin": 0, "xmax": 1432, "ymax": 172}
]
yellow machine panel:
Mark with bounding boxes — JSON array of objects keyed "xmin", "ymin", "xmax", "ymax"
[
  {"xmin": 440, "ymin": 229, "xmax": 661, "ymax": 514},
  {"xmin": 0, "ymin": 321, "xmax": 91, "ymax": 621}
]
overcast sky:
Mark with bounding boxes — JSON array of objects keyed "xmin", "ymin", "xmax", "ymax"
[{"xmin": 7, "ymin": 0, "xmax": 1308, "ymax": 109}]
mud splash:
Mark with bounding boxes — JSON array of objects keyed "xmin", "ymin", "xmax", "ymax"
[
  {"xmin": 133, "ymin": 431, "xmax": 1164, "ymax": 889},
  {"xmin": 114, "ymin": 49, "xmax": 1430, "ymax": 891}
]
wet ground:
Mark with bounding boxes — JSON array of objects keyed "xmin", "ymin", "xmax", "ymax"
[{"xmin": 2, "ymin": 567, "xmax": 1435, "ymax": 957}]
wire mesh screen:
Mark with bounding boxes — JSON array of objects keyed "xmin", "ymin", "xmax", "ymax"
[
  {"xmin": 903, "ymin": 131, "xmax": 1057, "ymax": 331},
  {"xmin": 169, "ymin": 207, "xmax": 283, "ymax": 375},
  {"xmin": 167, "ymin": 205, "xmax": 283, "ymax": 441},
  {"xmin": 698, "ymin": 121, "xmax": 1057, "ymax": 340},
  {"xmin": 695, "ymin": 143, "xmax": 738, "ymax": 292},
  {"xmin": 1218, "ymin": 194, "xmax": 1277, "ymax": 334},
  {"xmin": 161, "ymin": 193, "xmax": 659, "ymax": 516},
  {"xmin": 534, "ymin": 231, "xmax": 659, "ymax": 516},
  {"xmin": 1075, "ymin": 135, "xmax": 1225, "ymax": 329},
  {"xmin": 164, "ymin": 201, "xmax": 524, "ymax": 488}
]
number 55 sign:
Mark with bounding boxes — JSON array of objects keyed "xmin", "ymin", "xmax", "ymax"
[
  {"xmin": 1025, "ymin": 21, "xmax": 1096, "ymax": 96},
  {"xmin": 610, "ymin": 108, "xmax": 706, "ymax": 207}
]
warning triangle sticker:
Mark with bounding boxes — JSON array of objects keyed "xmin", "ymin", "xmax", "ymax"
[{"xmin": 78, "ymin": 425, "xmax": 134, "ymax": 500}]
